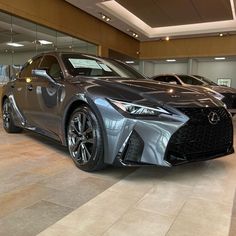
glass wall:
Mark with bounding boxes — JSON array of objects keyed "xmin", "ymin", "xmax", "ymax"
[{"xmin": 0, "ymin": 11, "xmax": 97, "ymax": 84}]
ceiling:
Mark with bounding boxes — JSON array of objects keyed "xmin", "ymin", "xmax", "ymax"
[{"xmin": 66, "ymin": 0, "xmax": 236, "ymax": 40}]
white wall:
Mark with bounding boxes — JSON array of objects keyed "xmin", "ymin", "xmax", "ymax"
[
  {"xmin": 197, "ymin": 61, "xmax": 236, "ymax": 88},
  {"xmin": 143, "ymin": 61, "xmax": 155, "ymax": 77},
  {"xmin": 141, "ymin": 59, "xmax": 236, "ymax": 88},
  {"xmin": 0, "ymin": 51, "xmax": 36, "ymax": 65},
  {"xmin": 141, "ymin": 61, "xmax": 188, "ymax": 77},
  {"xmin": 153, "ymin": 62, "xmax": 188, "ymax": 75}
]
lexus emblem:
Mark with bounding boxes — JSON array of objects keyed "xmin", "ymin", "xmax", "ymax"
[{"xmin": 208, "ymin": 112, "xmax": 220, "ymax": 125}]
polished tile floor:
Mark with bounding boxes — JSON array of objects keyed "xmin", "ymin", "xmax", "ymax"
[{"xmin": 0, "ymin": 120, "xmax": 236, "ymax": 236}]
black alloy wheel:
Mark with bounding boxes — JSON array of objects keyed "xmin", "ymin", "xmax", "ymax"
[
  {"xmin": 2, "ymin": 98, "xmax": 22, "ymax": 133},
  {"xmin": 67, "ymin": 105, "xmax": 105, "ymax": 171}
]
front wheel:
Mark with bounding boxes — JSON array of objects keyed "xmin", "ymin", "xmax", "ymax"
[
  {"xmin": 2, "ymin": 98, "xmax": 22, "ymax": 133},
  {"xmin": 67, "ymin": 105, "xmax": 105, "ymax": 172}
]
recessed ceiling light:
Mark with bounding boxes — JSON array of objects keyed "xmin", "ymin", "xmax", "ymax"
[
  {"xmin": 125, "ymin": 61, "xmax": 135, "ymax": 64},
  {"xmin": 219, "ymin": 33, "xmax": 224, "ymax": 37},
  {"xmin": 165, "ymin": 36, "xmax": 170, "ymax": 41},
  {"xmin": 128, "ymin": 29, "xmax": 138, "ymax": 38},
  {"xmin": 100, "ymin": 13, "xmax": 111, "ymax": 22},
  {"xmin": 214, "ymin": 57, "xmax": 225, "ymax": 60},
  {"xmin": 166, "ymin": 59, "xmax": 176, "ymax": 62},
  {"xmin": 7, "ymin": 42, "xmax": 24, "ymax": 47},
  {"xmin": 38, "ymin": 40, "xmax": 53, "ymax": 45}
]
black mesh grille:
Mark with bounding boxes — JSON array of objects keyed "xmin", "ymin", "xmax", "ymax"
[
  {"xmin": 222, "ymin": 93, "xmax": 236, "ymax": 109},
  {"xmin": 165, "ymin": 107, "xmax": 233, "ymax": 165},
  {"xmin": 122, "ymin": 130, "xmax": 144, "ymax": 164}
]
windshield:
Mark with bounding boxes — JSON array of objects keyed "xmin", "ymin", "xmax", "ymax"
[
  {"xmin": 62, "ymin": 54, "xmax": 146, "ymax": 79},
  {"xmin": 178, "ymin": 75, "xmax": 205, "ymax": 85},
  {"xmin": 193, "ymin": 75, "xmax": 217, "ymax": 86}
]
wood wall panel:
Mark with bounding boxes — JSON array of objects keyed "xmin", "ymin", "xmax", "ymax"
[
  {"xmin": 0, "ymin": 0, "xmax": 139, "ymax": 58},
  {"xmin": 140, "ymin": 35, "xmax": 236, "ymax": 59}
]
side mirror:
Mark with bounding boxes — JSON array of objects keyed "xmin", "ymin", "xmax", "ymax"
[{"xmin": 32, "ymin": 69, "xmax": 56, "ymax": 84}]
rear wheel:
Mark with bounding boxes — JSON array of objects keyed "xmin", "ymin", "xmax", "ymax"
[
  {"xmin": 67, "ymin": 105, "xmax": 105, "ymax": 172},
  {"xmin": 2, "ymin": 98, "xmax": 22, "ymax": 133}
]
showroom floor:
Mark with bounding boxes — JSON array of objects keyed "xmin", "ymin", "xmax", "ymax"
[{"xmin": 0, "ymin": 120, "xmax": 235, "ymax": 236}]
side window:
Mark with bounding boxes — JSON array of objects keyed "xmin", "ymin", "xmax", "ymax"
[
  {"xmin": 165, "ymin": 76, "xmax": 180, "ymax": 84},
  {"xmin": 20, "ymin": 57, "xmax": 42, "ymax": 78},
  {"xmin": 39, "ymin": 55, "xmax": 62, "ymax": 79},
  {"xmin": 154, "ymin": 76, "xmax": 166, "ymax": 82}
]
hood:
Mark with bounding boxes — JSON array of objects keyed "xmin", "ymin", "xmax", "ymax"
[{"xmin": 81, "ymin": 77, "xmax": 224, "ymax": 108}]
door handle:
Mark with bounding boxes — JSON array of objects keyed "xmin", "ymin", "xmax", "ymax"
[{"xmin": 27, "ymin": 84, "xmax": 33, "ymax": 91}]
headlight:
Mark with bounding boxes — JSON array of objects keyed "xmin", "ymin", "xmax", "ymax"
[
  {"xmin": 109, "ymin": 99, "xmax": 171, "ymax": 116},
  {"xmin": 207, "ymin": 90, "xmax": 224, "ymax": 101}
]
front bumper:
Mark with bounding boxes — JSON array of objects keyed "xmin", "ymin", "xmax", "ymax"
[
  {"xmin": 222, "ymin": 93, "xmax": 236, "ymax": 113},
  {"xmin": 96, "ymin": 99, "xmax": 234, "ymax": 167}
]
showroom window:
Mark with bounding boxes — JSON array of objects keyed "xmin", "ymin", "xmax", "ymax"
[{"xmin": 0, "ymin": 11, "xmax": 97, "ymax": 84}]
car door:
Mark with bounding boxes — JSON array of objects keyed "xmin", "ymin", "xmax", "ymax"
[
  {"xmin": 25, "ymin": 55, "xmax": 64, "ymax": 139},
  {"xmin": 12, "ymin": 57, "xmax": 42, "ymax": 124}
]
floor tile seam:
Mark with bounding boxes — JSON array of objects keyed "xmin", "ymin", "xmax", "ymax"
[
  {"xmin": 0, "ymin": 184, "xmax": 73, "ymax": 219},
  {"xmin": 37, "ymin": 199, "xmax": 75, "ymax": 210},
  {"xmin": 40, "ymin": 198, "xmax": 76, "ymax": 211},
  {"xmin": 228, "ymin": 188, "xmax": 236, "ymax": 236},
  {"xmin": 37, "ymin": 168, "xmax": 148, "ymax": 236},
  {"xmin": 164, "ymin": 195, "xmax": 233, "ymax": 235},
  {"xmin": 164, "ymin": 180, "xmax": 207, "ymax": 236},
  {"xmin": 188, "ymin": 194, "xmax": 234, "ymax": 207},
  {"xmin": 99, "ymin": 196, "xmax": 145, "ymax": 236},
  {"xmin": 0, "ymin": 182, "xmax": 55, "ymax": 198},
  {"xmin": 0, "ymin": 198, "xmax": 50, "ymax": 222},
  {"xmin": 133, "ymin": 204, "xmax": 177, "ymax": 219},
  {"xmin": 164, "ymin": 197, "xmax": 190, "ymax": 236},
  {"xmin": 99, "ymin": 171, "xmax": 169, "ymax": 235},
  {"xmin": 186, "ymin": 196, "xmax": 233, "ymax": 209}
]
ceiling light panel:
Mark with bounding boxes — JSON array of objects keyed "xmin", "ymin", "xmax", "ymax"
[
  {"xmin": 7, "ymin": 42, "xmax": 24, "ymax": 47},
  {"xmin": 214, "ymin": 57, "xmax": 226, "ymax": 60}
]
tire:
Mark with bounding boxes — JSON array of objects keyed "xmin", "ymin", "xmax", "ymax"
[
  {"xmin": 2, "ymin": 98, "xmax": 22, "ymax": 133},
  {"xmin": 67, "ymin": 105, "xmax": 106, "ymax": 172}
]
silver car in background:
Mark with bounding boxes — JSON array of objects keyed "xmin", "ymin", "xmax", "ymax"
[{"xmin": 152, "ymin": 74, "xmax": 236, "ymax": 114}]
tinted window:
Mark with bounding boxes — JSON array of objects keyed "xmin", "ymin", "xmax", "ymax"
[
  {"xmin": 153, "ymin": 76, "xmax": 166, "ymax": 82},
  {"xmin": 39, "ymin": 55, "xmax": 62, "ymax": 79},
  {"xmin": 193, "ymin": 75, "xmax": 217, "ymax": 86},
  {"xmin": 20, "ymin": 57, "xmax": 42, "ymax": 78},
  {"xmin": 165, "ymin": 76, "xmax": 180, "ymax": 84},
  {"xmin": 62, "ymin": 54, "xmax": 146, "ymax": 79},
  {"xmin": 153, "ymin": 76, "xmax": 180, "ymax": 84},
  {"xmin": 178, "ymin": 75, "xmax": 204, "ymax": 85}
]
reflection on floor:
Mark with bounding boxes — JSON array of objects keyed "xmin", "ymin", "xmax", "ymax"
[
  {"xmin": 0, "ymin": 120, "xmax": 236, "ymax": 236},
  {"xmin": 0, "ymin": 122, "xmax": 134, "ymax": 236}
]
